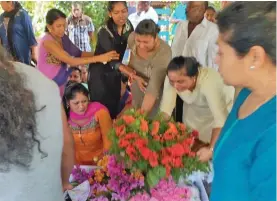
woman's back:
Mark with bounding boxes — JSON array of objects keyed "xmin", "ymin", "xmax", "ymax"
[{"xmin": 0, "ymin": 62, "xmax": 64, "ymax": 201}]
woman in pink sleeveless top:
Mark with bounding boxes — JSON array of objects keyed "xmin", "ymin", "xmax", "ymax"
[{"xmin": 38, "ymin": 9, "xmax": 119, "ymax": 96}]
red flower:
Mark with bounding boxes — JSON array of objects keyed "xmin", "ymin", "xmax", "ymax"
[
  {"xmin": 122, "ymin": 115, "xmax": 136, "ymax": 124},
  {"xmin": 169, "ymin": 143, "xmax": 185, "ymax": 157},
  {"xmin": 140, "ymin": 119, "xmax": 148, "ymax": 132},
  {"xmin": 163, "ymin": 132, "xmax": 174, "ymax": 141},
  {"xmin": 161, "ymin": 155, "xmax": 171, "ymax": 166},
  {"xmin": 124, "ymin": 133, "xmax": 139, "ymax": 140},
  {"xmin": 149, "ymin": 151, "xmax": 159, "ymax": 167},
  {"xmin": 172, "ymin": 157, "xmax": 183, "ymax": 168},
  {"xmin": 135, "ymin": 138, "xmax": 147, "ymax": 149},
  {"xmin": 119, "ymin": 139, "xmax": 130, "ymax": 148},
  {"xmin": 115, "ymin": 125, "xmax": 125, "ymax": 137},
  {"xmin": 165, "ymin": 165, "xmax": 171, "ymax": 177},
  {"xmin": 183, "ymin": 137, "xmax": 195, "ymax": 146},
  {"xmin": 126, "ymin": 146, "xmax": 138, "ymax": 161},
  {"xmin": 191, "ymin": 130, "xmax": 199, "ymax": 138},
  {"xmin": 188, "ymin": 151, "xmax": 196, "ymax": 157},
  {"xmin": 153, "ymin": 135, "xmax": 161, "ymax": 141},
  {"xmin": 140, "ymin": 147, "xmax": 151, "ymax": 160},
  {"xmin": 151, "ymin": 121, "xmax": 160, "ymax": 136}
]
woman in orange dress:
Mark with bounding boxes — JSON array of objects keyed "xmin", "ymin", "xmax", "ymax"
[{"xmin": 63, "ymin": 82, "xmax": 112, "ymax": 165}]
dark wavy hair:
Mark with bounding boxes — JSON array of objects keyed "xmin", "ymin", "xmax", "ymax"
[{"xmin": 0, "ymin": 47, "xmax": 46, "ymax": 172}]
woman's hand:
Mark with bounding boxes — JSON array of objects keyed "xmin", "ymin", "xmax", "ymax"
[
  {"xmin": 196, "ymin": 146, "xmax": 213, "ymax": 162},
  {"xmin": 134, "ymin": 75, "xmax": 147, "ymax": 93},
  {"xmin": 97, "ymin": 51, "xmax": 119, "ymax": 63},
  {"xmin": 63, "ymin": 182, "xmax": 74, "ymax": 192}
]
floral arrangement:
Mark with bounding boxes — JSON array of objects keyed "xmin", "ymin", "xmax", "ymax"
[
  {"xmin": 70, "ymin": 155, "xmax": 144, "ymax": 201},
  {"xmin": 69, "ymin": 155, "xmax": 200, "ymax": 201},
  {"xmin": 130, "ymin": 177, "xmax": 200, "ymax": 201},
  {"xmin": 109, "ymin": 109, "xmax": 209, "ymax": 188}
]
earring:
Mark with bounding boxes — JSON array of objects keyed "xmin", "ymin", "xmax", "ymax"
[
  {"xmin": 250, "ymin": 66, "xmax": 255, "ymax": 70},
  {"xmin": 66, "ymin": 104, "xmax": 69, "ymax": 109}
]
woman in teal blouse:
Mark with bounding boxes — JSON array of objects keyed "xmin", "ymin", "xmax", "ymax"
[{"xmin": 211, "ymin": 2, "xmax": 276, "ymax": 201}]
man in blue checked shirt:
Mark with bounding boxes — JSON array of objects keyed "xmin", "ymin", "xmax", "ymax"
[{"xmin": 66, "ymin": 2, "xmax": 94, "ymax": 52}]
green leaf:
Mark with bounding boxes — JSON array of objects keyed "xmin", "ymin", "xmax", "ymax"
[
  {"xmin": 154, "ymin": 165, "xmax": 166, "ymax": 179},
  {"xmin": 148, "ymin": 140, "xmax": 162, "ymax": 152},
  {"xmin": 135, "ymin": 160, "xmax": 148, "ymax": 171},
  {"xmin": 171, "ymin": 168, "xmax": 182, "ymax": 183},
  {"xmin": 146, "ymin": 169, "xmax": 159, "ymax": 188}
]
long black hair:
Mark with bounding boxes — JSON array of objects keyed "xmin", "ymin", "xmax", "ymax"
[
  {"xmin": 62, "ymin": 82, "xmax": 89, "ymax": 118},
  {"xmin": 45, "ymin": 8, "xmax": 66, "ymax": 32}
]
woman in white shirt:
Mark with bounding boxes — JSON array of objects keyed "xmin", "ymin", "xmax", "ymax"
[{"xmin": 160, "ymin": 56, "xmax": 234, "ymax": 162}]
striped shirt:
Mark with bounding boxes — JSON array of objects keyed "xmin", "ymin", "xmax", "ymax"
[{"xmin": 66, "ymin": 14, "xmax": 94, "ymax": 52}]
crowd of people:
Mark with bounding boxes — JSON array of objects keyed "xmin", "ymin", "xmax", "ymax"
[{"xmin": 0, "ymin": 1, "xmax": 276, "ymax": 201}]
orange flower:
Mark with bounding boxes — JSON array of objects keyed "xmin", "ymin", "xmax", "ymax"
[
  {"xmin": 151, "ymin": 121, "xmax": 160, "ymax": 136},
  {"xmin": 122, "ymin": 115, "xmax": 136, "ymax": 124},
  {"xmin": 168, "ymin": 122, "xmax": 178, "ymax": 134},
  {"xmin": 115, "ymin": 124, "xmax": 126, "ymax": 137},
  {"xmin": 140, "ymin": 118, "xmax": 148, "ymax": 132},
  {"xmin": 177, "ymin": 122, "xmax": 186, "ymax": 132}
]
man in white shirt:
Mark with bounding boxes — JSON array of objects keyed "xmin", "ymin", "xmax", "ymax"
[
  {"xmin": 128, "ymin": 2, "xmax": 144, "ymax": 29},
  {"xmin": 129, "ymin": 1, "xmax": 159, "ymax": 29},
  {"xmin": 139, "ymin": 1, "xmax": 159, "ymax": 24},
  {"xmin": 171, "ymin": 1, "xmax": 218, "ymax": 70},
  {"xmin": 171, "ymin": 1, "xmax": 218, "ymax": 123}
]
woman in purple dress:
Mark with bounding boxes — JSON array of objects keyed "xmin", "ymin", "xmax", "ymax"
[{"xmin": 38, "ymin": 9, "xmax": 119, "ymax": 96}]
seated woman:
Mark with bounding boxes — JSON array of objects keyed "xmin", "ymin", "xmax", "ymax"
[
  {"xmin": 38, "ymin": 8, "xmax": 119, "ymax": 96},
  {"xmin": 160, "ymin": 56, "xmax": 235, "ymax": 162},
  {"xmin": 63, "ymin": 83, "xmax": 112, "ymax": 165}
]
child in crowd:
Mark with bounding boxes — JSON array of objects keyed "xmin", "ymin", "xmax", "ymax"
[{"xmin": 205, "ymin": 6, "xmax": 216, "ymax": 23}]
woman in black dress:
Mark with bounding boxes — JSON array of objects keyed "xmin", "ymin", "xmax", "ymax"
[{"xmin": 88, "ymin": 1, "xmax": 138, "ymax": 119}]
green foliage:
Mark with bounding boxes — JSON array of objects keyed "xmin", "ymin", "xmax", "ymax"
[
  {"xmin": 18, "ymin": 1, "xmax": 108, "ymax": 39},
  {"xmin": 146, "ymin": 166, "xmax": 166, "ymax": 188},
  {"xmin": 208, "ymin": 1, "xmax": 222, "ymax": 11}
]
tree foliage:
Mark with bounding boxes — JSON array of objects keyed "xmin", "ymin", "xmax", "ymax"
[{"xmin": 19, "ymin": 1, "xmax": 108, "ymax": 38}]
